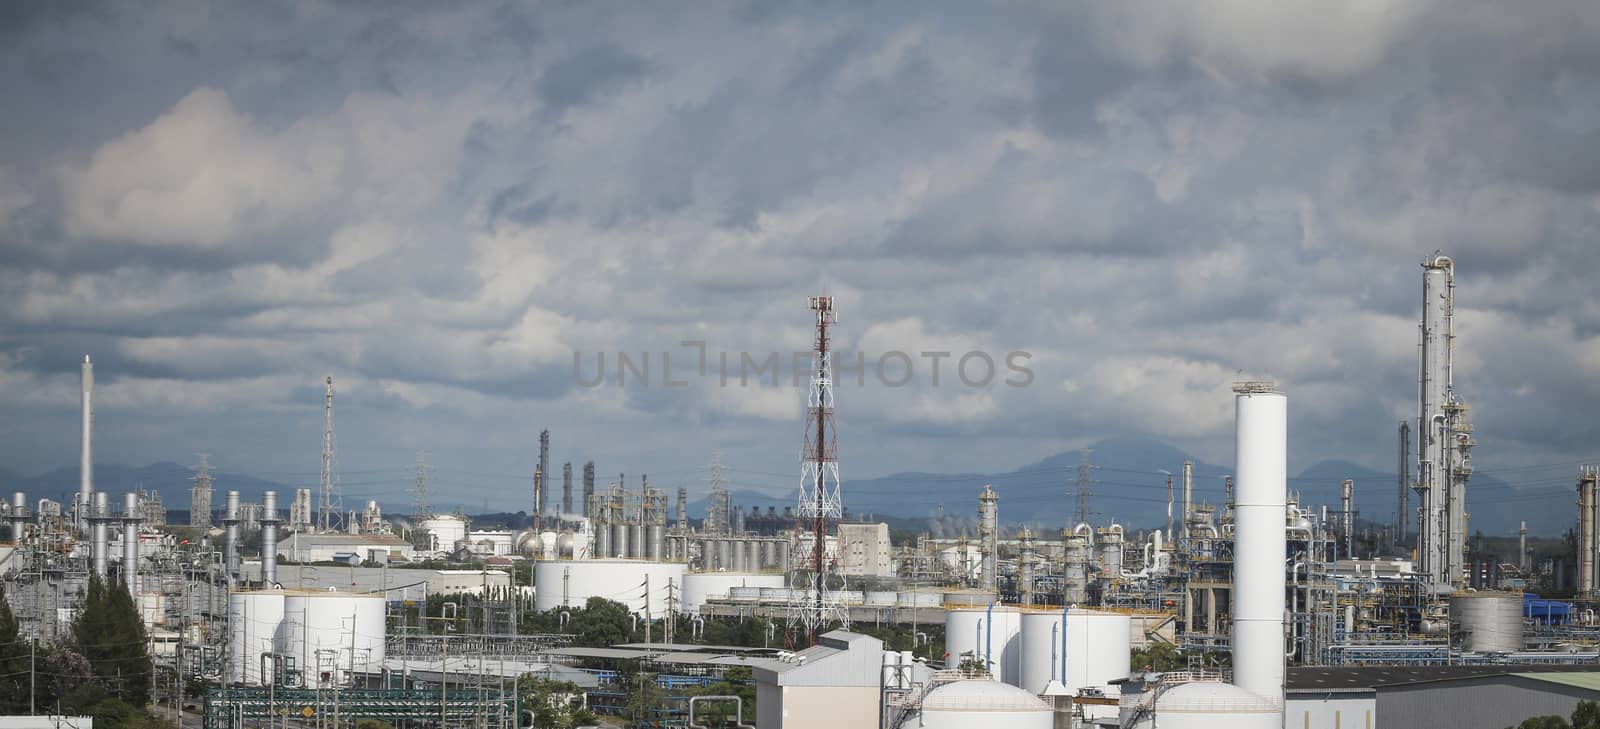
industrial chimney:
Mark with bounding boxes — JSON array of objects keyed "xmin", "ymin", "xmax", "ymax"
[
  {"xmin": 91, "ymin": 491, "xmax": 110, "ymax": 577},
  {"xmin": 223, "ymin": 490, "xmax": 241, "ymax": 584},
  {"xmin": 261, "ymin": 490, "xmax": 280, "ymax": 586},
  {"xmin": 79, "ymin": 356, "xmax": 94, "ymax": 532},
  {"xmin": 1232, "ymin": 382, "xmax": 1287, "ymax": 714},
  {"xmin": 122, "ymin": 492, "xmax": 141, "ymax": 594}
]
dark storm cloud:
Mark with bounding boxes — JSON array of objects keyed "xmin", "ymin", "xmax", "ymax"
[{"xmin": 2, "ymin": 1, "xmax": 1600, "ymax": 507}]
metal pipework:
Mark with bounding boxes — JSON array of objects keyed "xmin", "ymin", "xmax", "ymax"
[
  {"xmin": 223, "ymin": 490, "xmax": 241, "ymax": 583},
  {"xmin": 122, "ymin": 492, "xmax": 140, "ymax": 593},
  {"xmin": 1181, "ymin": 460, "xmax": 1194, "ymax": 541},
  {"xmin": 687, "ymin": 696, "xmax": 753, "ymax": 729},
  {"xmin": 1341, "ymin": 479, "xmax": 1355, "ymax": 556},
  {"xmin": 261, "ymin": 490, "xmax": 280, "ymax": 586},
  {"xmin": 79, "ymin": 355, "xmax": 94, "ymax": 533},
  {"xmin": 7, "ymin": 491, "xmax": 27, "ymax": 543},
  {"xmin": 91, "ymin": 491, "xmax": 110, "ymax": 577}
]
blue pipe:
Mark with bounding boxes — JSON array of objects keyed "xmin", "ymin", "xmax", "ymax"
[{"xmin": 986, "ymin": 601, "xmax": 995, "ymax": 675}]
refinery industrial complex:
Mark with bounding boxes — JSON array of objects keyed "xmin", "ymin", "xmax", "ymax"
[{"xmin": 5, "ymin": 254, "xmax": 1600, "ymax": 729}]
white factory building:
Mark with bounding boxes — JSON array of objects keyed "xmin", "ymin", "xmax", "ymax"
[
  {"xmin": 836, "ymin": 522, "xmax": 893, "ymax": 577},
  {"xmin": 275, "ymin": 532, "xmax": 415, "ymax": 564}
]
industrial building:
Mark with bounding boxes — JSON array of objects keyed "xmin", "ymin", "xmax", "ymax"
[{"xmin": 12, "ymin": 271, "xmax": 1600, "ymax": 729}]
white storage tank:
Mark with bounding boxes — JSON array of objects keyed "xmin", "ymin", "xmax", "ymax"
[
  {"xmin": 227, "ymin": 590, "xmax": 285, "ymax": 685},
  {"xmin": 533, "ymin": 559, "xmax": 688, "ymax": 615},
  {"xmin": 419, "ymin": 516, "xmax": 467, "ymax": 552},
  {"xmin": 945, "ymin": 606, "xmax": 1023, "ymax": 685},
  {"xmin": 1149, "ymin": 680, "xmax": 1279, "ymax": 729},
  {"xmin": 909, "ymin": 678, "xmax": 1053, "ymax": 729},
  {"xmin": 1018, "ymin": 609, "xmax": 1131, "ymax": 697},
  {"xmin": 277, "ymin": 590, "xmax": 386, "ymax": 687},
  {"xmin": 680, "ymin": 572, "xmax": 785, "ymax": 614},
  {"xmin": 1450, "ymin": 591, "xmax": 1525, "ymax": 653}
]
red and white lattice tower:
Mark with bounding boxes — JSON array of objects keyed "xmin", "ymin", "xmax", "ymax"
[{"xmin": 788, "ymin": 296, "xmax": 849, "ymax": 644}]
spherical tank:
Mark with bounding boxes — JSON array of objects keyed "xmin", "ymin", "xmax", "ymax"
[
  {"xmin": 533, "ymin": 559, "xmax": 688, "ymax": 615},
  {"xmin": 910, "ymin": 678, "xmax": 1053, "ymax": 729},
  {"xmin": 1450, "ymin": 591, "xmax": 1525, "ymax": 653},
  {"xmin": 515, "ymin": 530, "xmax": 541, "ymax": 557},
  {"xmin": 945, "ymin": 606, "xmax": 1022, "ymax": 685},
  {"xmin": 276, "ymin": 591, "xmax": 386, "ymax": 687},
  {"xmin": 227, "ymin": 590, "xmax": 284, "ymax": 685},
  {"xmin": 1018, "ymin": 609, "xmax": 1131, "ymax": 696},
  {"xmin": 556, "ymin": 532, "xmax": 575, "ymax": 558},
  {"xmin": 1150, "ymin": 680, "xmax": 1279, "ymax": 729},
  {"xmin": 680, "ymin": 572, "xmax": 784, "ymax": 614}
]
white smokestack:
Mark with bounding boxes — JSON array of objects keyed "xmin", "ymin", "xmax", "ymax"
[
  {"xmin": 1232, "ymin": 382, "xmax": 1286, "ymax": 713},
  {"xmin": 223, "ymin": 490, "xmax": 241, "ymax": 583},
  {"xmin": 79, "ymin": 355, "xmax": 93, "ymax": 531}
]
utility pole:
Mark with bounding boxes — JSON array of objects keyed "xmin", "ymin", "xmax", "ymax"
[{"xmin": 643, "ymin": 574, "xmax": 652, "ymax": 644}]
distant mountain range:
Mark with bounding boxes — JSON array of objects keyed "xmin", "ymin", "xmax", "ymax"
[{"xmin": 1, "ymin": 438, "xmax": 1573, "ymax": 536}]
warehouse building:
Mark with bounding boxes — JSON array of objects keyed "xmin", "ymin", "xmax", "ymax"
[{"xmin": 1286, "ymin": 666, "xmax": 1600, "ymax": 729}]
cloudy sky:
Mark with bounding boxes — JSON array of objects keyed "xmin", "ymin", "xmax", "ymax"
[{"xmin": 3, "ymin": 1, "xmax": 1600, "ymax": 511}]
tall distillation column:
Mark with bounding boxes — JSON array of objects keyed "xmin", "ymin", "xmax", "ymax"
[
  {"xmin": 121, "ymin": 492, "xmax": 141, "ymax": 594},
  {"xmin": 1580, "ymin": 467, "xmax": 1599, "ymax": 597},
  {"xmin": 978, "ymin": 485, "xmax": 998, "ymax": 594},
  {"xmin": 79, "ymin": 355, "xmax": 94, "ymax": 532},
  {"xmin": 90, "ymin": 491, "xmax": 111, "ymax": 577},
  {"xmin": 223, "ymin": 490, "xmax": 241, "ymax": 585},
  {"xmin": 1417, "ymin": 253, "xmax": 1473, "ymax": 590},
  {"xmin": 261, "ymin": 491, "xmax": 280, "ymax": 586}
]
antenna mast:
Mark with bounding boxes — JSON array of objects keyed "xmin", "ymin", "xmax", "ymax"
[
  {"xmin": 789, "ymin": 296, "xmax": 847, "ymax": 644},
  {"xmin": 319, "ymin": 376, "xmax": 340, "ymax": 533}
]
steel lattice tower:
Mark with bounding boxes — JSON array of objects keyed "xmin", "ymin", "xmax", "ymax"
[
  {"xmin": 1073, "ymin": 449, "xmax": 1094, "ymax": 527},
  {"xmin": 411, "ymin": 450, "xmax": 431, "ymax": 519},
  {"xmin": 190, "ymin": 453, "xmax": 214, "ymax": 528},
  {"xmin": 789, "ymin": 296, "xmax": 847, "ymax": 643},
  {"xmin": 319, "ymin": 376, "xmax": 341, "ymax": 533}
]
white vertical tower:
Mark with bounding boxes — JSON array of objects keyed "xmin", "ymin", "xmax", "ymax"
[
  {"xmin": 978, "ymin": 485, "xmax": 998, "ymax": 594},
  {"xmin": 1417, "ymin": 253, "xmax": 1473, "ymax": 590},
  {"xmin": 79, "ymin": 355, "xmax": 94, "ymax": 533},
  {"xmin": 789, "ymin": 296, "xmax": 847, "ymax": 643},
  {"xmin": 1232, "ymin": 381, "xmax": 1286, "ymax": 714}
]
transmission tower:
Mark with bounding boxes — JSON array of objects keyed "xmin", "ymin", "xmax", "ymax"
[
  {"xmin": 319, "ymin": 376, "xmax": 340, "ymax": 533},
  {"xmin": 411, "ymin": 450, "xmax": 431, "ymax": 519},
  {"xmin": 789, "ymin": 296, "xmax": 847, "ymax": 644},
  {"xmin": 582, "ymin": 461, "xmax": 596, "ymax": 519},
  {"xmin": 1073, "ymin": 448, "xmax": 1094, "ymax": 527},
  {"xmin": 708, "ymin": 452, "xmax": 728, "ymax": 535},
  {"xmin": 190, "ymin": 454, "xmax": 214, "ymax": 528},
  {"xmin": 562, "ymin": 462, "xmax": 574, "ymax": 515}
]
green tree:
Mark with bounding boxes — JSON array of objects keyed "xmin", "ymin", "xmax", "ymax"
[
  {"xmin": 1131, "ymin": 643, "xmax": 1186, "ymax": 672},
  {"xmin": 624, "ymin": 670, "xmax": 666, "ymax": 727},
  {"xmin": 72, "ymin": 576, "xmax": 152, "ymax": 707},
  {"xmin": 1516, "ymin": 716, "xmax": 1571, "ymax": 729},
  {"xmin": 0, "ymin": 587, "xmax": 30, "ymax": 713},
  {"xmin": 1573, "ymin": 701, "xmax": 1600, "ymax": 729},
  {"xmin": 574, "ymin": 597, "xmax": 634, "ymax": 647}
]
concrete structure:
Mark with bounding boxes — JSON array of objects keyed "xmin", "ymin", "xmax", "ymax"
[
  {"xmin": 752, "ymin": 630, "xmax": 884, "ymax": 729},
  {"xmin": 837, "ymin": 522, "xmax": 893, "ymax": 577},
  {"xmin": 276, "ymin": 533, "xmax": 414, "ymax": 564}
]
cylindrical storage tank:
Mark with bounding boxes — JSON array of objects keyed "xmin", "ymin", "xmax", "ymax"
[
  {"xmin": 745, "ymin": 540, "xmax": 759, "ymax": 571},
  {"xmin": 1450, "ymin": 591, "xmax": 1525, "ymax": 653},
  {"xmin": 717, "ymin": 539, "xmax": 731, "ymax": 570},
  {"xmin": 277, "ymin": 591, "xmax": 385, "ymax": 688},
  {"xmin": 1150, "ymin": 680, "xmax": 1280, "ymax": 729},
  {"xmin": 910, "ymin": 678, "xmax": 1053, "ymax": 729},
  {"xmin": 759, "ymin": 540, "xmax": 774, "ymax": 570},
  {"xmin": 533, "ymin": 559, "xmax": 689, "ymax": 615},
  {"xmin": 943, "ymin": 590, "xmax": 998, "ymax": 608},
  {"xmin": 419, "ymin": 516, "xmax": 467, "ymax": 552},
  {"xmin": 776, "ymin": 540, "xmax": 791, "ymax": 571},
  {"xmin": 680, "ymin": 573, "xmax": 786, "ymax": 613},
  {"xmin": 648, "ymin": 525, "xmax": 664, "ymax": 561},
  {"xmin": 227, "ymin": 590, "xmax": 285, "ymax": 686},
  {"xmin": 866, "ymin": 591, "xmax": 898, "ymax": 607},
  {"xmin": 731, "ymin": 539, "xmax": 746, "ymax": 572},
  {"xmin": 1019, "ymin": 609, "xmax": 1131, "ymax": 696},
  {"xmin": 629, "ymin": 524, "xmax": 645, "ymax": 559},
  {"xmin": 612, "ymin": 523, "xmax": 630, "ymax": 559},
  {"xmin": 594, "ymin": 521, "xmax": 610, "ymax": 558},
  {"xmin": 945, "ymin": 606, "xmax": 1023, "ymax": 685}
]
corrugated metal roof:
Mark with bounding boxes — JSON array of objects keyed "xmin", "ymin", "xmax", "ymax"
[
  {"xmin": 1512, "ymin": 672, "xmax": 1600, "ymax": 691},
  {"xmin": 546, "ymin": 646, "xmax": 657, "ymax": 660}
]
